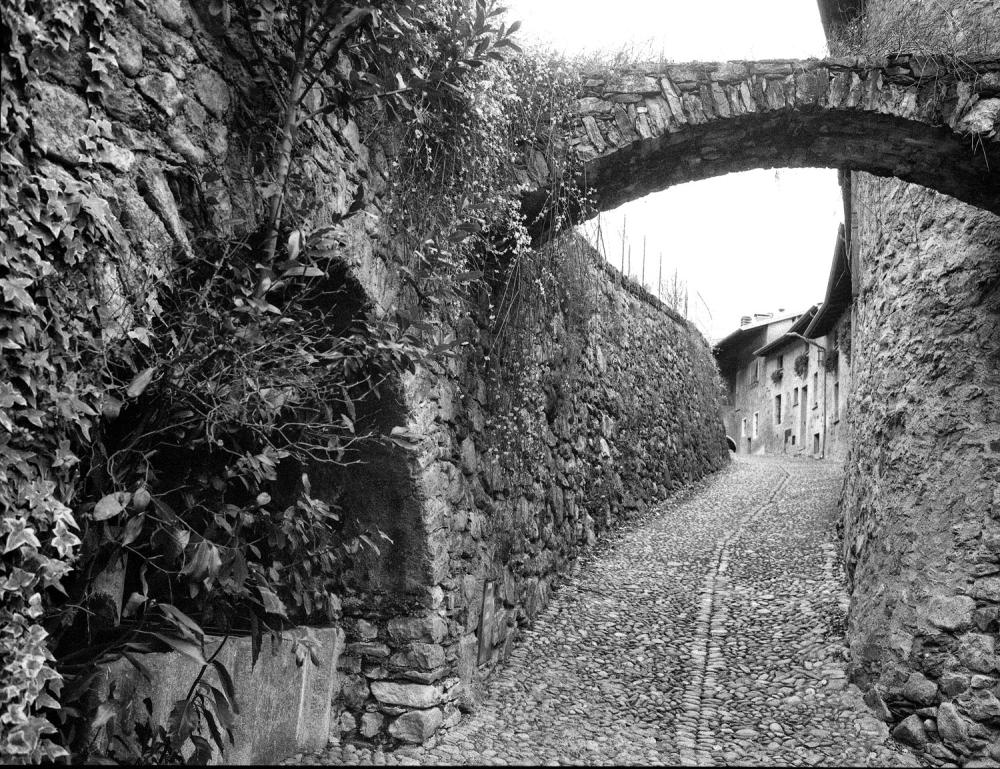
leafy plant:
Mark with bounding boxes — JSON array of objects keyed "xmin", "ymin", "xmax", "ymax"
[
  {"xmin": 771, "ymin": 368, "xmax": 784, "ymax": 384},
  {"xmin": 824, "ymin": 348, "xmax": 840, "ymax": 373},
  {"xmin": 794, "ymin": 353, "xmax": 810, "ymax": 378}
]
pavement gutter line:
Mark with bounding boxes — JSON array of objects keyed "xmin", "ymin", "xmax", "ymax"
[{"xmin": 678, "ymin": 466, "xmax": 792, "ymax": 767}]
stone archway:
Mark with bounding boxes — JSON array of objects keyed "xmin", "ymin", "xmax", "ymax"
[{"xmin": 520, "ymin": 55, "xmax": 1000, "ymax": 228}]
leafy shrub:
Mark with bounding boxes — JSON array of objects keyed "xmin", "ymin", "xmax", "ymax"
[
  {"xmin": 793, "ymin": 353, "xmax": 810, "ymax": 378},
  {"xmin": 3, "ymin": 0, "xmax": 528, "ymax": 761}
]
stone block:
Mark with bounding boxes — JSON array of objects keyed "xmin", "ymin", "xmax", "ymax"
[
  {"xmin": 29, "ymin": 81, "xmax": 89, "ymax": 164},
  {"xmin": 937, "ymin": 701, "xmax": 971, "ymax": 751},
  {"xmin": 387, "ymin": 615, "xmax": 448, "ymax": 645},
  {"xmin": 370, "ymin": 681, "xmax": 443, "ymax": 709},
  {"xmin": 971, "ymin": 577, "xmax": 1000, "ymax": 602},
  {"xmin": 956, "ymin": 689, "xmax": 1000, "ymax": 723},
  {"xmin": 360, "ymin": 711, "xmax": 384, "ymax": 738},
  {"xmin": 389, "ymin": 642, "xmax": 446, "ymax": 671},
  {"xmin": 892, "ymin": 713, "xmax": 929, "ymax": 747},
  {"xmin": 927, "ymin": 595, "xmax": 975, "ymax": 631},
  {"xmin": 958, "ymin": 634, "xmax": 998, "ymax": 673},
  {"xmin": 105, "ymin": 627, "xmax": 343, "ymax": 764},
  {"xmin": 191, "ymin": 66, "xmax": 231, "ymax": 118},
  {"xmin": 388, "ymin": 708, "xmax": 443, "ymax": 743},
  {"xmin": 348, "ymin": 642, "xmax": 391, "ymax": 660},
  {"xmin": 903, "ymin": 671, "xmax": 939, "ymax": 706},
  {"xmin": 941, "ymin": 672, "xmax": 971, "ymax": 697}
]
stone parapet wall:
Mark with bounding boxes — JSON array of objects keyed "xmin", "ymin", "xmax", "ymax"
[{"xmin": 841, "ymin": 172, "xmax": 1000, "ymax": 765}]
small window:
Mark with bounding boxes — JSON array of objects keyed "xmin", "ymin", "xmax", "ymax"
[
  {"xmin": 792, "ymin": 387, "xmax": 799, "ymax": 406},
  {"xmin": 741, "ymin": 417, "xmax": 747, "ymax": 437},
  {"xmin": 752, "ymin": 412, "xmax": 759, "ymax": 439},
  {"xmin": 813, "ymin": 372, "xmax": 819, "ymax": 404},
  {"xmin": 775, "ymin": 394, "xmax": 782, "ymax": 424},
  {"xmin": 833, "ymin": 382, "xmax": 840, "ymax": 420},
  {"xmin": 791, "ymin": 435, "xmax": 796, "ymax": 445},
  {"xmin": 777, "ymin": 354, "xmax": 784, "ymax": 370},
  {"xmin": 752, "ymin": 358, "xmax": 760, "ymax": 384},
  {"xmin": 813, "ymin": 432, "xmax": 820, "ymax": 454}
]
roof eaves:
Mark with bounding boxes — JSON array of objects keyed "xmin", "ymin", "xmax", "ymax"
[{"xmin": 751, "ymin": 305, "xmax": 819, "ymax": 356}]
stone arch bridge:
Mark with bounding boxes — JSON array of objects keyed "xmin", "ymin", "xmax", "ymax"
[{"xmin": 520, "ymin": 54, "xmax": 1000, "ymax": 226}]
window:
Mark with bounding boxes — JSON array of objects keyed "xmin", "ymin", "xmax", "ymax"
[
  {"xmin": 741, "ymin": 418, "xmax": 747, "ymax": 437},
  {"xmin": 813, "ymin": 372, "xmax": 819, "ymax": 405},
  {"xmin": 774, "ymin": 394, "xmax": 782, "ymax": 424},
  {"xmin": 777, "ymin": 354, "xmax": 784, "ymax": 370},
  {"xmin": 791, "ymin": 435, "xmax": 796, "ymax": 445},
  {"xmin": 752, "ymin": 358, "xmax": 760, "ymax": 384},
  {"xmin": 752, "ymin": 412, "xmax": 759, "ymax": 439},
  {"xmin": 793, "ymin": 387, "xmax": 799, "ymax": 406},
  {"xmin": 813, "ymin": 433, "xmax": 821, "ymax": 454},
  {"xmin": 833, "ymin": 382, "xmax": 840, "ymax": 420}
]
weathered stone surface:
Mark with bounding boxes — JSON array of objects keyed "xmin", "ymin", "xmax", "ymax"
[
  {"xmin": 153, "ymin": 0, "xmax": 190, "ymax": 33},
  {"xmin": 957, "ymin": 690, "xmax": 1000, "ymax": 723},
  {"xmin": 956, "ymin": 97, "xmax": 1000, "ymax": 134},
  {"xmin": 136, "ymin": 71, "xmax": 185, "ymax": 116},
  {"xmin": 342, "ymin": 674, "xmax": 370, "ymax": 710},
  {"xmin": 370, "ymin": 681, "xmax": 442, "ymax": 709},
  {"xmin": 937, "ymin": 702, "xmax": 971, "ymax": 750},
  {"xmin": 927, "ymin": 595, "xmax": 976, "ymax": 631},
  {"xmin": 388, "ymin": 642, "xmax": 446, "ymax": 671},
  {"xmin": 191, "ymin": 66, "xmax": 231, "ymax": 118},
  {"xmin": 387, "ymin": 708, "xmax": 443, "ymax": 743}
]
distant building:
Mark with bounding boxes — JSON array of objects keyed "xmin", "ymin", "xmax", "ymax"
[{"xmin": 714, "ymin": 226, "xmax": 853, "ymax": 458}]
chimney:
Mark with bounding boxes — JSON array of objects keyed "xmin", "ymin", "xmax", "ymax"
[{"xmin": 740, "ymin": 315, "xmax": 752, "ymax": 327}]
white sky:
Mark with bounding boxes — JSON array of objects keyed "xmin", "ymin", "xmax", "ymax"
[{"xmin": 504, "ymin": 0, "xmax": 844, "ymax": 340}]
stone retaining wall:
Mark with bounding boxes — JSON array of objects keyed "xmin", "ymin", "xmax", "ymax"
[
  {"xmin": 26, "ymin": 0, "xmax": 731, "ymax": 755},
  {"xmin": 332, "ymin": 234, "xmax": 731, "ymax": 744}
]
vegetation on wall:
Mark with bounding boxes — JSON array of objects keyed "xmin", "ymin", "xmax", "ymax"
[
  {"xmin": 2, "ymin": 0, "xmax": 569, "ymax": 762},
  {"xmin": 828, "ymin": 1, "xmax": 1000, "ymax": 56},
  {"xmin": 793, "ymin": 353, "xmax": 810, "ymax": 378}
]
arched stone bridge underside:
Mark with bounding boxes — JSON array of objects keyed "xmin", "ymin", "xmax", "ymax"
[{"xmin": 520, "ymin": 54, "xmax": 1000, "ymax": 230}]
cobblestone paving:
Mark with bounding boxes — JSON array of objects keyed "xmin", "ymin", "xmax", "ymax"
[{"xmin": 289, "ymin": 457, "xmax": 924, "ymax": 767}]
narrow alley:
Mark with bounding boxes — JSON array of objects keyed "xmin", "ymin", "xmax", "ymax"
[{"xmin": 289, "ymin": 458, "xmax": 921, "ymax": 767}]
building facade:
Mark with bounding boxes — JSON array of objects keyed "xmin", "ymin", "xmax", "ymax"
[{"xmin": 714, "ymin": 227, "xmax": 853, "ymax": 459}]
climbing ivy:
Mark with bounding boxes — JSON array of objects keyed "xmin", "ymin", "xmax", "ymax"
[
  {"xmin": 0, "ymin": 0, "xmax": 122, "ymax": 761},
  {"xmin": 2, "ymin": 0, "xmax": 538, "ymax": 762}
]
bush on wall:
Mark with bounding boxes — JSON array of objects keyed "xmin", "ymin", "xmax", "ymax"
[{"xmin": 1, "ymin": 0, "xmax": 557, "ymax": 761}]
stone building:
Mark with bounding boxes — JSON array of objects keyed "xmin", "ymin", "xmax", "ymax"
[{"xmin": 714, "ymin": 227, "xmax": 853, "ymax": 458}]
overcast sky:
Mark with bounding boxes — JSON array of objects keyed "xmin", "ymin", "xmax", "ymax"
[{"xmin": 504, "ymin": 0, "xmax": 844, "ymax": 340}]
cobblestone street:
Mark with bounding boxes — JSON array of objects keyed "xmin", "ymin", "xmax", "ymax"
[{"xmin": 290, "ymin": 457, "xmax": 922, "ymax": 767}]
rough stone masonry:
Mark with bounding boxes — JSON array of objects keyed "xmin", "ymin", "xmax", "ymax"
[{"xmin": 23, "ymin": 0, "xmax": 729, "ymax": 753}]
